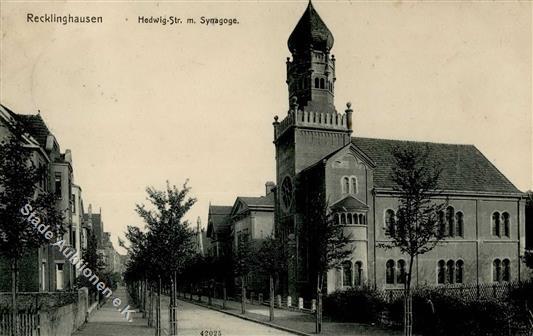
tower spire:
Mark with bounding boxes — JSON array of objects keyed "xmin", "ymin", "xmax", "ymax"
[{"xmin": 286, "ymin": 2, "xmax": 336, "ymax": 113}]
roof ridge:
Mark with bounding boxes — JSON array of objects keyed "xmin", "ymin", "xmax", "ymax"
[{"xmin": 353, "ymin": 136, "xmax": 474, "ymax": 147}]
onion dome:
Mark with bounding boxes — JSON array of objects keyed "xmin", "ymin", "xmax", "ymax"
[{"xmin": 288, "ymin": 1, "xmax": 334, "ymax": 53}]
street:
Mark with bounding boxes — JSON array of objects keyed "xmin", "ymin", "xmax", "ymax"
[
  {"xmin": 72, "ymin": 287, "xmax": 294, "ymax": 336},
  {"xmin": 169, "ymin": 300, "xmax": 294, "ymax": 336}
]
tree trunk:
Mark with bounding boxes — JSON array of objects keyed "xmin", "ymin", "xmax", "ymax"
[
  {"xmin": 148, "ymin": 284, "xmax": 153, "ymax": 327},
  {"xmin": 269, "ymin": 275, "xmax": 274, "ymax": 322},
  {"xmin": 169, "ymin": 271, "xmax": 178, "ymax": 336},
  {"xmin": 222, "ymin": 283, "xmax": 227, "ymax": 309},
  {"xmin": 240, "ymin": 276, "xmax": 246, "ymax": 314},
  {"xmin": 208, "ymin": 280, "xmax": 212, "ymax": 306},
  {"xmin": 315, "ymin": 273, "xmax": 323, "ymax": 334},
  {"xmin": 155, "ymin": 277, "xmax": 161, "ymax": 336},
  {"xmin": 11, "ymin": 259, "xmax": 18, "ymax": 336},
  {"xmin": 404, "ymin": 256, "xmax": 415, "ymax": 336}
]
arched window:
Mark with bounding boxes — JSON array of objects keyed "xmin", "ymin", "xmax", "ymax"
[
  {"xmin": 342, "ymin": 177, "xmax": 350, "ymax": 194},
  {"xmin": 397, "ymin": 260, "xmax": 406, "ymax": 284},
  {"xmin": 314, "ymin": 77, "xmax": 319, "ymax": 88},
  {"xmin": 342, "ymin": 261, "xmax": 352, "ymax": 287},
  {"xmin": 502, "ymin": 212, "xmax": 510, "ymax": 237},
  {"xmin": 385, "ymin": 210, "xmax": 395, "ymax": 235},
  {"xmin": 334, "ymin": 215, "xmax": 339, "ymax": 225},
  {"xmin": 455, "ymin": 212, "xmax": 464, "ymax": 237},
  {"xmin": 386, "ymin": 260, "xmax": 395, "ymax": 284},
  {"xmin": 340, "ymin": 213, "xmax": 346, "ymax": 225},
  {"xmin": 447, "ymin": 260, "xmax": 455, "ymax": 284},
  {"xmin": 354, "ymin": 261, "xmax": 363, "ymax": 286},
  {"xmin": 502, "ymin": 259, "xmax": 510, "ymax": 282},
  {"xmin": 446, "ymin": 206, "xmax": 455, "ymax": 237},
  {"xmin": 455, "ymin": 260, "xmax": 464, "ymax": 284},
  {"xmin": 353, "ymin": 213, "xmax": 358, "ymax": 224},
  {"xmin": 437, "ymin": 260, "xmax": 445, "ymax": 284},
  {"xmin": 320, "ymin": 78, "xmax": 325, "ymax": 89},
  {"xmin": 492, "ymin": 212, "xmax": 501, "ymax": 237},
  {"xmin": 493, "ymin": 259, "xmax": 501, "ymax": 282},
  {"xmin": 346, "ymin": 213, "xmax": 353, "ymax": 225},
  {"xmin": 350, "ymin": 177, "xmax": 357, "ymax": 194},
  {"xmin": 359, "ymin": 214, "xmax": 365, "ymax": 225},
  {"xmin": 438, "ymin": 211, "xmax": 446, "ymax": 236}
]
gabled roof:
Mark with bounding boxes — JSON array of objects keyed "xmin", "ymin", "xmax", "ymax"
[
  {"xmin": 237, "ymin": 193, "xmax": 275, "ymax": 209},
  {"xmin": 13, "ymin": 114, "xmax": 51, "ymax": 148},
  {"xmin": 83, "ymin": 213, "xmax": 101, "ymax": 224},
  {"xmin": 230, "ymin": 193, "xmax": 275, "ymax": 218},
  {"xmin": 351, "ymin": 137, "xmax": 521, "ymax": 194},
  {"xmin": 207, "ymin": 205, "xmax": 232, "ymax": 238},
  {"xmin": 330, "ymin": 195, "xmax": 369, "ymax": 211}
]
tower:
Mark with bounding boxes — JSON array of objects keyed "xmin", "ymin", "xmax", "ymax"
[
  {"xmin": 287, "ymin": 0, "xmax": 336, "ymax": 113},
  {"xmin": 273, "ymin": 1, "xmax": 353, "ymax": 297},
  {"xmin": 274, "ymin": 1, "xmax": 353, "ymax": 179}
]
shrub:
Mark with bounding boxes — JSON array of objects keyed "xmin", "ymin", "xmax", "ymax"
[
  {"xmin": 323, "ymin": 287, "xmax": 385, "ymax": 323},
  {"xmin": 406, "ymin": 288, "xmax": 511, "ymax": 336}
]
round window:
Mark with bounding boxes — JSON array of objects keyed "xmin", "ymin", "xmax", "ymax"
[{"xmin": 281, "ymin": 176, "xmax": 293, "ymax": 211}]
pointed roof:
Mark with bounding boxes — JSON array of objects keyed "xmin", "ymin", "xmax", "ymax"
[
  {"xmin": 288, "ymin": 1, "xmax": 334, "ymax": 53},
  {"xmin": 207, "ymin": 205, "xmax": 232, "ymax": 238}
]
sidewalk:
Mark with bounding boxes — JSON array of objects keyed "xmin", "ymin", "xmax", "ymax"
[
  {"xmin": 72, "ymin": 286, "xmax": 152, "ymax": 336},
  {"xmin": 172, "ymin": 293, "xmax": 403, "ymax": 336}
]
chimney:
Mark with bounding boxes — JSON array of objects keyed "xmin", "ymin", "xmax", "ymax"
[{"xmin": 265, "ymin": 181, "xmax": 276, "ymax": 195}]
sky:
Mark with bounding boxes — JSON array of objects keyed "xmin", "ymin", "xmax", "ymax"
[{"xmin": 1, "ymin": 1, "xmax": 532, "ymax": 254}]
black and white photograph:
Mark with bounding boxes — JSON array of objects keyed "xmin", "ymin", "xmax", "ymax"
[{"xmin": 0, "ymin": 1, "xmax": 532, "ymax": 335}]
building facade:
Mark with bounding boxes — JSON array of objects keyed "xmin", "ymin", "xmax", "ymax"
[
  {"xmin": 0, "ymin": 104, "xmax": 81, "ymax": 292},
  {"xmin": 274, "ymin": 2, "xmax": 526, "ymax": 298}
]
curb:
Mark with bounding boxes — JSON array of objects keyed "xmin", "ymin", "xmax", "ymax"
[{"xmin": 177, "ymin": 298, "xmax": 314, "ymax": 336}]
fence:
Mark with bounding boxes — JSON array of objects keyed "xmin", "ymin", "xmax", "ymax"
[
  {"xmin": 376, "ymin": 281, "xmax": 520, "ymax": 303},
  {"xmin": 0, "ymin": 309, "xmax": 40, "ymax": 336},
  {"xmin": 0, "ymin": 289, "xmax": 88, "ymax": 336}
]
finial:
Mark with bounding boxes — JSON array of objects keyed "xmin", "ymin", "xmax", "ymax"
[
  {"xmin": 345, "ymin": 102, "xmax": 353, "ymax": 131},
  {"xmin": 37, "ymin": 109, "xmax": 41, "ymax": 115},
  {"xmin": 290, "ymin": 96, "xmax": 299, "ymax": 112},
  {"xmin": 274, "ymin": 115, "xmax": 279, "ymax": 122},
  {"xmin": 346, "ymin": 102, "xmax": 353, "ymax": 112}
]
